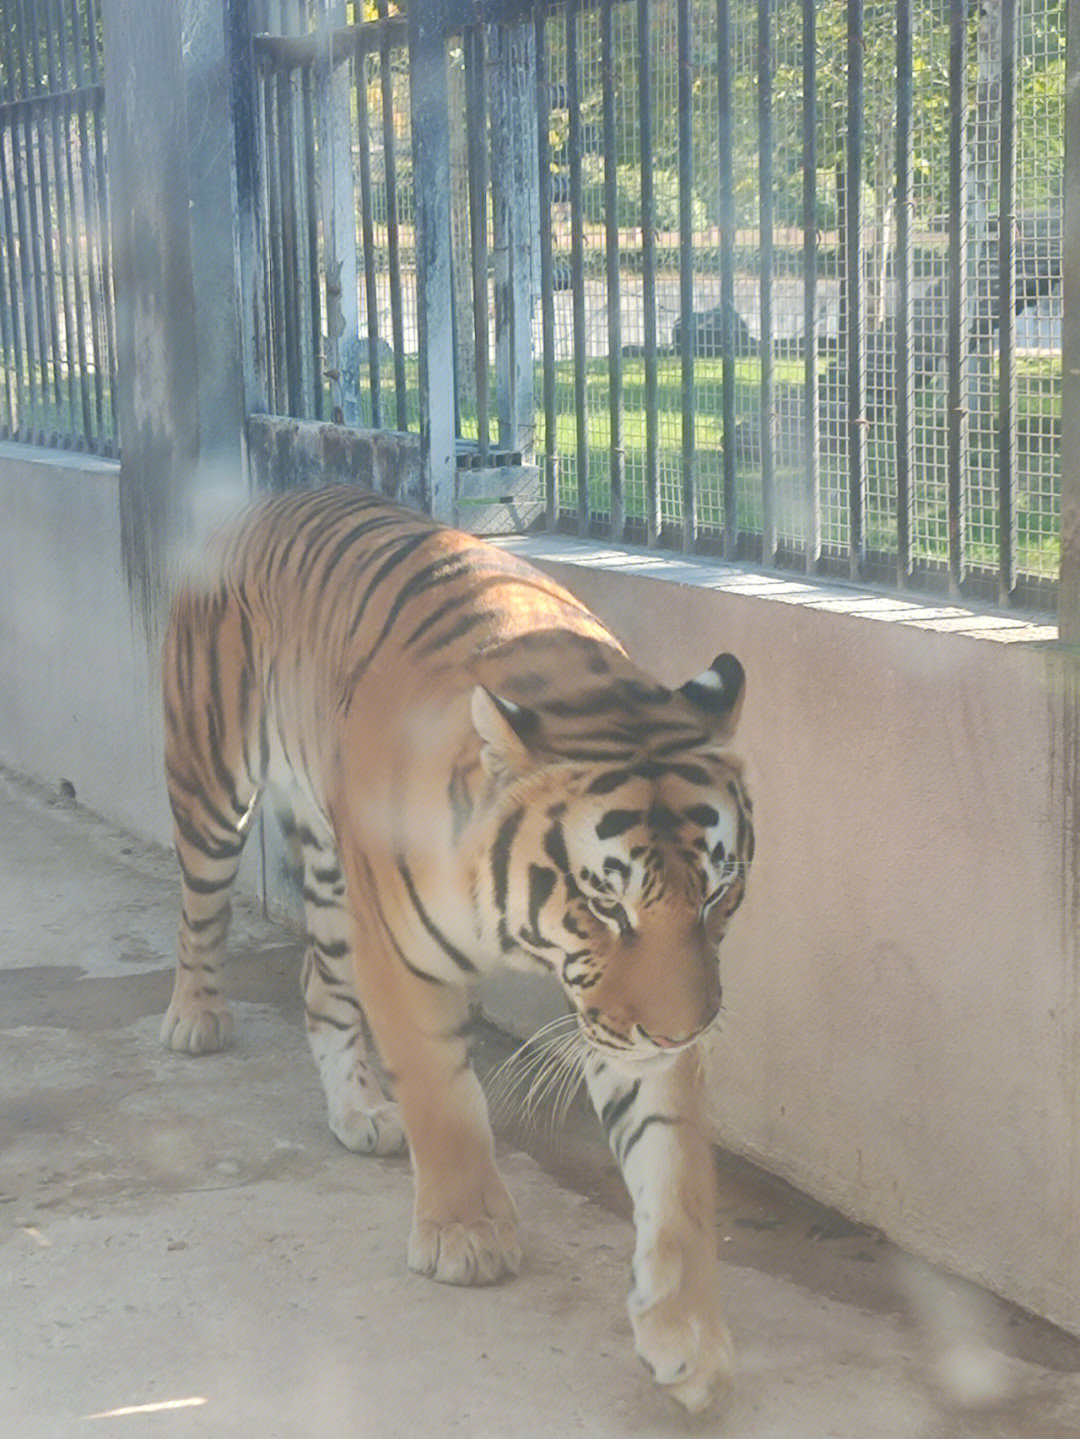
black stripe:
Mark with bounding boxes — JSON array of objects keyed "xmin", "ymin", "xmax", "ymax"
[
  {"xmin": 344, "ymin": 531, "xmax": 435, "ymax": 645},
  {"xmin": 354, "ymin": 851, "xmax": 447, "ymax": 987},
  {"xmin": 397, "ymin": 859, "xmax": 478, "ymax": 974},
  {"xmin": 542, "ymin": 818, "xmax": 569, "ymax": 874},
  {"xmin": 600, "ymin": 1080, "xmax": 640, "ymax": 1134},
  {"xmin": 619, "ymin": 1112, "xmax": 678, "ymax": 1166},
  {"xmin": 595, "ymin": 809, "xmax": 643, "ymax": 840},
  {"xmin": 587, "ymin": 769, "xmax": 633, "ymax": 796}
]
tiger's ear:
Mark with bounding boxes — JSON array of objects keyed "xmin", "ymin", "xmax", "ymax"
[
  {"xmin": 471, "ymin": 686, "xmax": 540, "ymax": 778},
  {"xmin": 678, "ymin": 652, "xmax": 745, "ymax": 741}
]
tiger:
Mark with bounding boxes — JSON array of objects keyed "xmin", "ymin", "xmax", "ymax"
[{"xmin": 160, "ymin": 483, "xmax": 753, "ymax": 1413}]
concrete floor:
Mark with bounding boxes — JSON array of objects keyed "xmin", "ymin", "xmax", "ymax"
[{"xmin": 3, "ymin": 766, "xmax": 1080, "ymax": 1439}]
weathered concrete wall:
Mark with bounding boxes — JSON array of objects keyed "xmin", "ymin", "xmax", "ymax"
[
  {"xmin": 0, "ymin": 448, "xmax": 168, "ymax": 843},
  {"xmin": 246, "ymin": 415, "xmax": 424, "ymax": 507}
]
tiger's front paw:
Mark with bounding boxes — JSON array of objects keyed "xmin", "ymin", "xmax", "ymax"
[
  {"xmin": 160, "ymin": 993, "xmax": 234, "ymax": 1055},
  {"xmin": 630, "ymin": 1242, "xmax": 733, "ymax": 1414},
  {"xmin": 407, "ymin": 1177, "xmax": 521, "ymax": 1286}
]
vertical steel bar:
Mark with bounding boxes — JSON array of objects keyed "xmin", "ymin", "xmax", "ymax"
[
  {"xmin": 535, "ymin": 4, "xmax": 557, "ymax": 526},
  {"xmin": 567, "ymin": 0, "xmax": 589, "ymax": 535},
  {"xmin": 26, "ymin": 0, "xmax": 64, "ymax": 426},
  {"xmin": 55, "ymin": 1, "xmax": 94, "ymax": 443},
  {"xmin": 264, "ymin": 68, "xmax": 287, "ymax": 412},
  {"xmin": 895, "ymin": 0, "xmax": 913, "ymax": 584},
  {"xmin": 947, "ymin": 0, "xmax": 968, "ymax": 594},
  {"xmin": 802, "ymin": 0, "xmax": 820, "ymax": 572},
  {"xmin": 601, "ymin": 0, "xmax": 624, "ymax": 540},
  {"xmin": 758, "ymin": 0, "xmax": 776, "ymax": 564},
  {"xmin": 464, "ymin": 25, "xmax": 490, "ymax": 460},
  {"xmin": 276, "ymin": 62, "xmax": 303, "ymax": 417},
  {"xmin": 0, "ymin": 35, "xmax": 28, "ymax": 437},
  {"xmin": 354, "ymin": 41, "xmax": 383, "ymax": 427},
  {"xmin": 846, "ymin": 0, "xmax": 866, "ymax": 577},
  {"xmin": 677, "ymin": 0, "xmax": 696, "ymax": 549},
  {"xmin": 998, "ymin": 0, "xmax": 1018, "ymax": 604},
  {"xmin": 638, "ymin": 0, "xmax": 659, "ymax": 544},
  {"xmin": 301, "ymin": 60, "xmax": 323, "ymax": 420},
  {"xmin": 13, "ymin": 1, "xmax": 47, "ymax": 433},
  {"xmin": 0, "ymin": 124, "xmax": 18, "ymax": 433},
  {"xmin": 1061, "ymin": 0, "xmax": 1080, "ymax": 637},
  {"xmin": 43, "ymin": 0, "xmax": 79, "ymax": 442},
  {"xmin": 717, "ymin": 0, "xmax": 737, "ymax": 557},
  {"xmin": 378, "ymin": 1, "xmax": 408, "ymax": 429},
  {"xmin": 72, "ymin": 0, "xmax": 113, "ymax": 440}
]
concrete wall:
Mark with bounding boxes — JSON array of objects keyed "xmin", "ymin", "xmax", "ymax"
[
  {"xmin": 0, "ymin": 447, "xmax": 168, "ymax": 844},
  {"xmin": 4, "ymin": 444, "xmax": 1080, "ymax": 1340}
]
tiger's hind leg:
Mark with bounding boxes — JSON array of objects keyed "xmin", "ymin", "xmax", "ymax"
[
  {"xmin": 278, "ymin": 802, "xmax": 406, "ymax": 1157},
  {"xmin": 160, "ymin": 591, "xmax": 264, "ymax": 1056}
]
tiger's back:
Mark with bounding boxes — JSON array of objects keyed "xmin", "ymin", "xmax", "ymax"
[{"xmin": 161, "ymin": 484, "xmax": 753, "ymax": 1414}]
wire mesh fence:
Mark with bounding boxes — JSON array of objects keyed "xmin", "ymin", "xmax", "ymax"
[{"xmin": 535, "ymin": 0, "xmax": 1062, "ymax": 607}]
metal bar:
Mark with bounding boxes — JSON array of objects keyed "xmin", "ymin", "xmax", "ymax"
[
  {"xmin": 845, "ymin": 0, "xmax": 866, "ymax": 578},
  {"xmin": 378, "ymin": 0, "xmax": 408, "ymax": 429},
  {"xmin": 1061, "ymin": 0, "xmax": 1080, "ymax": 637},
  {"xmin": 998, "ymin": 0, "xmax": 1018, "ymax": 604},
  {"xmin": 567, "ymin": 0, "xmax": 589, "ymax": 535},
  {"xmin": 677, "ymin": 0, "xmax": 695, "ymax": 549},
  {"xmin": 802, "ymin": 0, "xmax": 819, "ymax": 572},
  {"xmin": 0, "ymin": 51, "xmax": 27, "ymax": 437},
  {"xmin": 43, "ymin": 0, "xmax": 81, "ymax": 442},
  {"xmin": 601, "ymin": 0, "xmax": 624, "ymax": 541},
  {"xmin": 276, "ymin": 63, "xmax": 303, "ymax": 417},
  {"xmin": 717, "ymin": 0, "xmax": 737, "ymax": 557},
  {"xmin": 263, "ymin": 68, "xmax": 287, "ymax": 413},
  {"xmin": 535, "ymin": 3, "xmax": 557, "ymax": 527},
  {"xmin": 12, "ymin": 2, "xmax": 47, "ymax": 434},
  {"xmin": 0, "ymin": 126, "xmax": 20, "ymax": 433},
  {"xmin": 228, "ymin": 0, "xmax": 270, "ymax": 424},
  {"xmin": 895, "ymin": 0, "xmax": 913, "ymax": 585},
  {"xmin": 0, "ymin": 82, "xmax": 104, "ymax": 123},
  {"xmin": 354, "ymin": 44, "xmax": 383, "ymax": 426},
  {"xmin": 464, "ymin": 25, "xmax": 490, "ymax": 460},
  {"xmin": 947, "ymin": 0, "xmax": 968, "ymax": 594},
  {"xmin": 638, "ymin": 0, "xmax": 658, "ymax": 544},
  {"xmin": 252, "ymin": 15, "xmax": 409, "ymax": 67},
  {"xmin": 74, "ymin": 1, "xmax": 115, "ymax": 441},
  {"xmin": 758, "ymin": 0, "xmax": 775, "ymax": 564},
  {"xmin": 300, "ymin": 61, "xmax": 323, "ymax": 420},
  {"xmin": 55, "ymin": 16, "xmax": 94, "ymax": 444},
  {"xmin": 407, "ymin": 0, "xmax": 456, "ymax": 520},
  {"xmin": 26, "ymin": 1, "xmax": 64, "ymax": 426}
]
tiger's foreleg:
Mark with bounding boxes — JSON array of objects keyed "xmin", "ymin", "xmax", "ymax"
[
  {"xmin": 585, "ymin": 1048, "xmax": 732, "ymax": 1413},
  {"xmin": 343, "ymin": 915, "xmax": 520, "ymax": 1285}
]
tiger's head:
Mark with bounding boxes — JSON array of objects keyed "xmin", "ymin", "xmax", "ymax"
[{"xmin": 472, "ymin": 652, "xmax": 752, "ymax": 1062}]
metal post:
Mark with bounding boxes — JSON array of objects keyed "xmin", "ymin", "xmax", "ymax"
[
  {"xmin": 846, "ymin": 0, "xmax": 866, "ymax": 579},
  {"xmin": 601, "ymin": 0, "xmax": 625, "ymax": 540},
  {"xmin": 1062, "ymin": 0, "xmax": 1080, "ymax": 639},
  {"xmin": 802, "ymin": 0, "xmax": 820, "ymax": 573},
  {"xmin": 717, "ymin": 0, "xmax": 737, "ymax": 558},
  {"xmin": 678, "ymin": 0, "xmax": 696, "ymax": 549},
  {"xmin": 895, "ymin": 0, "xmax": 913, "ymax": 586},
  {"xmin": 408, "ymin": 0, "xmax": 456, "ymax": 521},
  {"xmin": 947, "ymin": 0, "xmax": 968, "ymax": 595}
]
